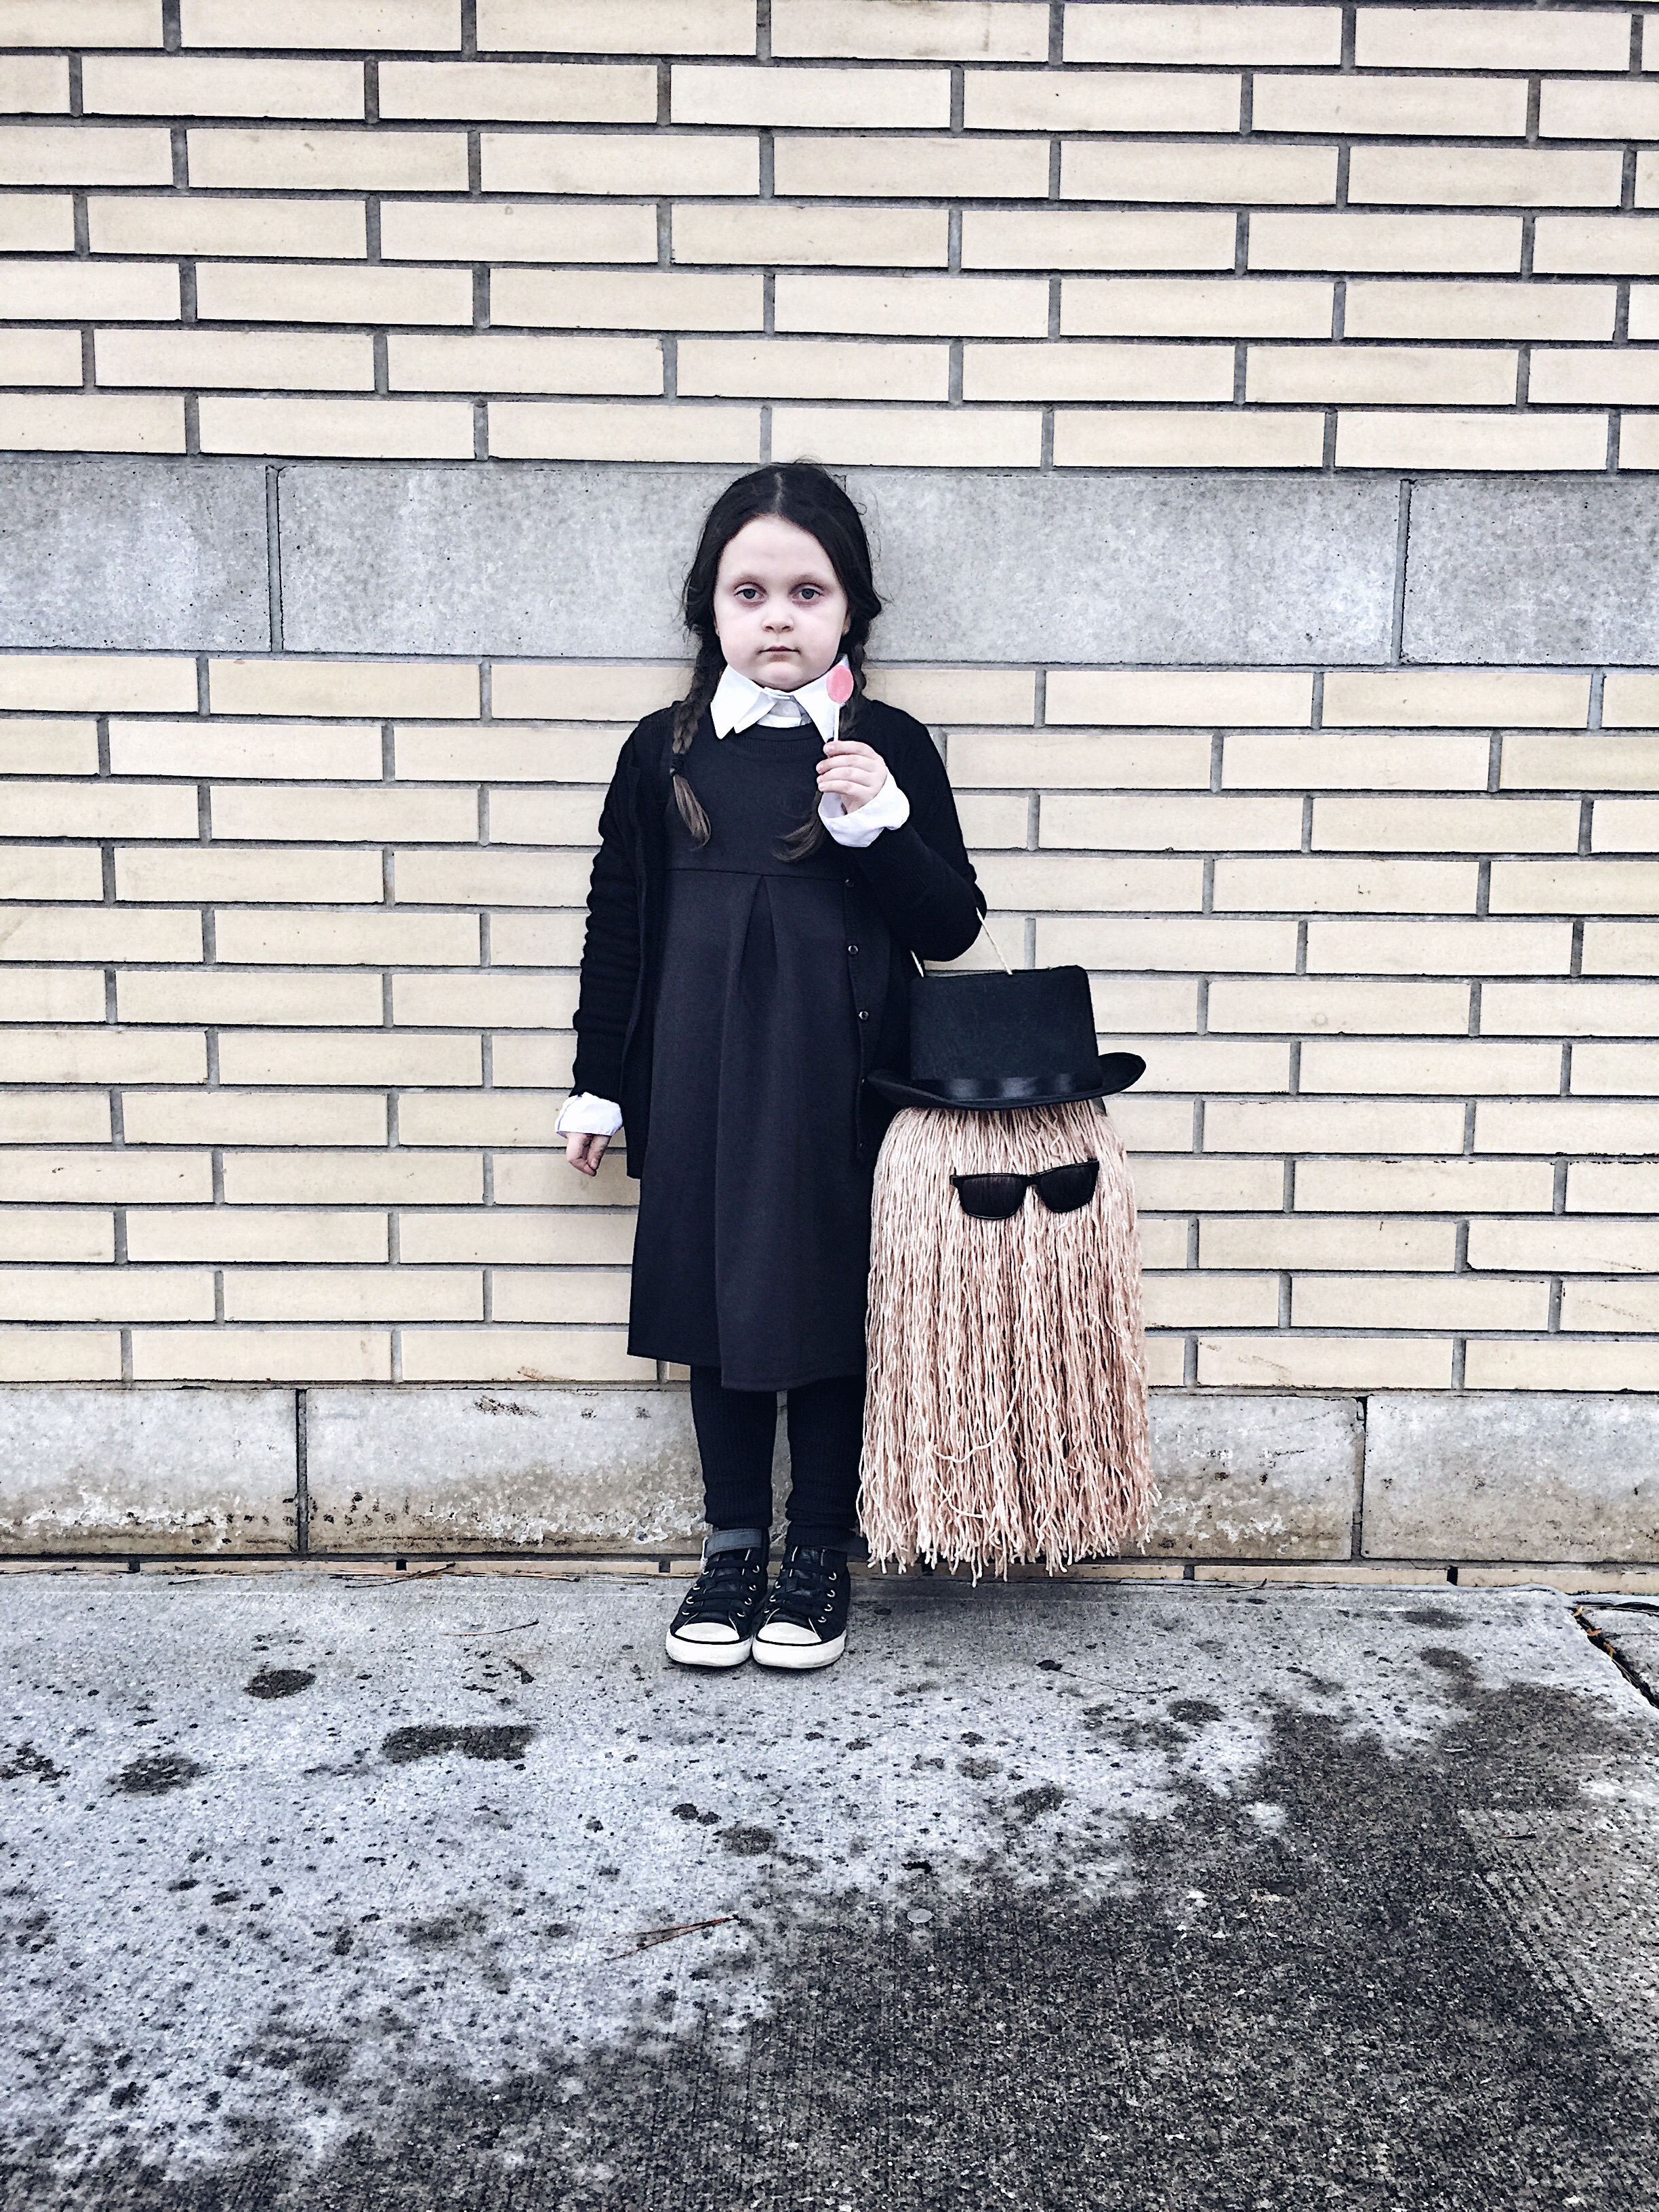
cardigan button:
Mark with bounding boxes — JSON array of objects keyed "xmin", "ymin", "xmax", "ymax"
[
  {"xmin": 857, "ymin": 1010, "xmax": 869, "ymax": 1021},
  {"xmin": 846, "ymin": 942, "xmax": 858, "ymax": 955}
]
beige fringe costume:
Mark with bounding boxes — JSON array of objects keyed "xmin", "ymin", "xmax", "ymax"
[{"xmin": 861, "ymin": 1099, "xmax": 1155, "ymax": 1576}]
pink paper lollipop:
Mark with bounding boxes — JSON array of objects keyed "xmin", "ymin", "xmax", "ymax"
[{"xmin": 825, "ymin": 661, "xmax": 854, "ymax": 705}]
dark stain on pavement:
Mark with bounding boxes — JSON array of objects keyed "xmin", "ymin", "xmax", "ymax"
[
  {"xmin": 112, "ymin": 1752, "xmax": 203, "ymax": 1797},
  {"xmin": 380, "ymin": 1723, "xmax": 533, "ymax": 1765},
  {"xmin": 1, "ymin": 1742, "xmax": 66, "ymax": 1784},
  {"xmin": 246, "ymin": 1668, "xmax": 316, "ymax": 1700}
]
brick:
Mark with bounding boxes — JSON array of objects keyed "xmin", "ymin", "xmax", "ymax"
[
  {"xmin": 122, "ymin": 1092, "xmax": 388, "ymax": 1145},
  {"xmin": 1490, "ymin": 860, "xmax": 1659, "ymax": 916},
  {"xmin": 83, "ymin": 56, "xmax": 363, "ymax": 118},
  {"xmin": 1128, "ymin": 1158, "xmax": 1286, "ymax": 1209},
  {"xmin": 489, "ymin": 1152, "xmax": 638, "ymax": 1204},
  {"xmin": 0, "ymin": 127, "xmax": 171, "ymax": 186},
  {"xmin": 871, "ymin": 669, "xmax": 1036, "ymax": 722},
  {"xmin": 476, "ymin": 0, "xmax": 754, "ymax": 51},
  {"xmin": 1475, "ymin": 1097, "xmax": 1659, "ymax": 1151},
  {"xmin": 1062, "ymin": 278, "xmax": 1333, "ymax": 338},
  {"xmin": 1, "ymin": 781, "xmax": 194, "ymax": 838},
  {"xmin": 1618, "ymin": 416, "xmax": 1659, "ymax": 470},
  {"xmin": 222, "ymin": 1269, "xmax": 480, "ymax": 1322},
  {"xmin": 116, "ymin": 970, "xmax": 382, "ymax": 1027},
  {"xmin": 0, "ymin": 851, "xmax": 103, "ymax": 901},
  {"xmin": 1313, "ymin": 795, "xmax": 1579, "ymax": 853},
  {"xmin": 484, "ymin": 131, "xmax": 758, "ymax": 199},
  {"xmin": 1560, "ymin": 1279, "xmax": 1659, "ymax": 1334},
  {"xmin": 1036, "ymin": 914, "xmax": 1298, "ymax": 970},
  {"xmin": 0, "ymin": 1028, "xmax": 205, "ymax": 1083},
  {"xmin": 1574, "ymin": 1040, "xmax": 1659, "ymax": 1092},
  {"xmin": 1226, "ymin": 731, "xmax": 1491, "ymax": 792},
  {"xmin": 182, "ymin": 0, "xmax": 459, "ymax": 45},
  {"xmin": 1296, "ymin": 1274, "xmax": 1548, "ymax": 1330},
  {"xmin": 970, "ymin": 339, "xmax": 1234, "ymax": 399},
  {"xmin": 489, "ymin": 912, "xmax": 587, "ymax": 964},
  {"xmin": 951, "ymin": 728, "xmax": 1211, "ymax": 787},
  {"xmin": 382, "ymin": 201, "xmax": 655, "ymax": 263},
  {"xmin": 490, "ymin": 1033, "xmax": 574, "ymax": 1086},
  {"xmin": 1067, "ymin": 4, "xmax": 1339, "ymax": 64},
  {"xmin": 1059, "ymin": 411, "xmax": 1326, "ymax": 468},
  {"xmin": 195, "ymin": 264, "xmax": 473, "ymax": 326},
  {"xmin": 0, "ymin": 260, "xmax": 178, "ymax": 319},
  {"xmin": 967, "ymin": 209, "xmax": 1235, "ymax": 272},
  {"xmin": 214, "ymin": 1031, "xmax": 480, "ymax": 1084},
  {"xmin": 963, "ymin": 70, "xmax": 1240, "ymax": 134},
  {"xmin": 380, "ymin": 61, "xmax": 655, "ymax": 121},
  {"xmin": 0, "ymin": 1331, "xmax": 120, "ymax": 1382},
  {"xmin": 1294, "ymin": 1155, "xmax": 1554, "ymax": 1212},
  {"xmin": 212, "ymin": 909, "xmax": 478, "ymax": 964},
  {"xmin": 1343, "ymin": 281, "xmax": 1614, "ymax": 341},
  {"xmin": 396, "ymin": 1092, "xmax": 565, "ymax": 1144},
  {"xmin": 672, "ymin": 65, "xmax": 949, "ymax": 128},
  {"xmin": 4, "ymin": 1, "xmax": 161, "ymax": 43},
  {"xmin": 0, "ymin": 907, "xmax": 201, "ymax": 962},
  {"xmin": 490, "ymin": 664, "xmax": 682, "ymax": 719},
  {"xmin": 775, "ymin": 272, "xmax": 1048, "ymax": 337},
  {"xmin": 491, "ymin": 1273, "xmax": 632, "ymax": 1326},
  {"xmin": 400, "ymin": 1209, "xmax": 634, "ymax": 1263},
  {"xmin": 1254, "ymin": 75, "xmax": 1527, "ymax": 137},
  {"xmin": 1324, "ymin": 671, "xmax": 1590, "ymax": 729},
  {"xmin": 1570, "ymin": 1159, "xmax": 1659, "ymax": 1210},
  {"xmin": 186, "ymin": 129, "xmax": 467, "ymax": 193},
  {"xmin": 1595, "ymin": 802, "xmax": 1659, "ymax": 854},
  {"xmin": 1584, "ymin": 922, "xmax": 1659, "ymax": 974},
  {"xmin": 1062, "ymin": 142, "xmax": 1336, "ymax": 205},
  {"xmin": 108, "ymin": 718, "xmax": 382, "ymax": 780},
  {"xmin": 1202, "ymin": 1215, "xmax": 1456, "ymax": 1268},
  {"xmin": 1080, "ymin": 975, "xmax": 1200, "ymax": 1031},
  {"xmin": 0, "ymin": 1149, "xmax": 209, "ymax": 1204},
  {"xmin": 485, "ymin": 789, "xmax": 603, "ymax": 843},
  {"xmin": 388, "ymin": 333, "xmax": 661, "ymax": 396},
  {"xmin": 1120, "ymin": 1036, "xmax": 1290, "ymax": 1090},
  {"xmin": 392, "ymin": 971, "xmax": 578, "ymax": 1025},
  {"xmin": 1468, "ymin": 1218, "xmax": 1658, "ymax": 1273},
  {"xmin": 0, "ymin": 197, "xmax": 74, "ymax": 251},
  {"xmin": 1604, "ymin": 675, "xmax": 1659, "ymax": 726},
  {"xmin": 0, "ymin": 57, "xmax": 69, "ymax": 112},
  {"xmin": 678, "ymin": 338, "xmax": 947, "ymax": 401},
  {"xmin": 1047, "ymin": 670, "xmax": 1313, "ymax": 726},
  {"xmin": 0, "ymin": 1214, "xmax": 112, "ymax": 1264},
  {"xmin": 0, "ymin": 1094, "xmax": 110, "ymax": 1144},
  {"xmin": 1641, "ymin": 158, "xmax": 1659, "ymax": 211},
  {"xmin": 1251, "ymin": 213, "xmax": 1521, "ymax": 275},
  {"xmin": 130, "ymin": 1329, "xmax": 392, "ymax": 1382},
  {"xmin": 1348, "ymin": 147, "xmax": 1624, "ymax": 209},
  {"xmin": 1106, "ymin": 1100, "xmax": 1194, "ymax": 1155},
  {"xmin": 675, "ymin": 203, "xmax": 947, "ymax": 269},
  {"xmin": 0, "ymin": 968, "xmax": 104, "ymax": 1022},
  {"xmin": 393, "ymin": 721, "xmax": 626, "ymax": 780},
  {"xmin": 1529, "ymin": 350, "xmax": 1659, "ymax": 405},
  {"xmin": 1248, "ymin": 345, "xmax": 1515, "ymax": 406},
  {"xmin": 1141, "ymin": 1274, "xmax": 1280, "ymax": 1328},
  {"xmin": 1042, "ymin": 793, "xmax": 1300, "ymax": 850},
  {"xmin": 87, "ymin": 195, "xmax": 366, "ymax": 258},
  {"xmin": 1205, "ymin": 1098, "xmax": 1467, "ymax": 1151},
  {"xmin": 489, "ymin": 401, "xmax": 761, "ymax": 463},
  {"xmin": 0, "ymin": 1268, "xmax": 212, "ymax": 1323},
  {"xmin": 1197, "ymin": 1337, "xmax": 1452, "ymax": 1389},
  {"xmin": 1540, "ymin": 81, "xmax": 1659, "ymax": 140},
  {"xmin": 974, "ymin": 854, "xmax": 1202, "ymax": 911},
  {"xmin": 210, "ymin": 783, "xmax": 474, "ymax": 842},
  {"xmin": 493, "ymin": 268, "xmax": 762, "ymax": 333},
  {"xmin": 96, "ymin": 330, "xmax": 376, "ymax": 392},
  {"xmin": 1534, "ymin": 218, "xmax": 1659, "ymax": 276},
  {"xmin": 114, "ymin": 846, "xmax": 384, "ymax": 903},
  {"xmin": 1306, "ymin": 918, "xmax": 1572, "ymax": 975},
  {"xmin": 0, "ymin": 718, "xmax": 98, "ymax": 774},
  {"xmin": 399, "ymin": 1326, "xmax": 649, "ymax": 1383},
  {"xmin": 773, "ymin": 1, "xmax": 1048, "ymax": 60},
  {"xmin": 222, "ymin": 1151, "xmax": 482, "ymax": 1204},
  {"xmin": 772, "ymin": 405, "xmax": 1041, "ymax": 468},
  {"xmin": 208, "ymin": 659, "xmax": 479, "ymax": 718},
  {"xmin": 1208, "ymin": 977, "xmax": 1471, "ymax": 1034},
  {"xmin": 1301, "ymin": 1037, "xmax": 1563, "ymax": 1093},
  {"xmin": 1359, "ymin": 6, "xmax": 1633, "ymax": 70},
  {"xmin": 0, "ymin": 393, "xmax": 185, "ymax": 454},
  {"xmin": 775, "ymin": 135, "xmax": 1048, "ymax": 199},
  {"xmin": 1215, "ymin": 856, "xmax": 1477, "ymax": 913}
]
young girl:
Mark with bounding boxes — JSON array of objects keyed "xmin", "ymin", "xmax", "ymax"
[{"xmin": 560, "ymin": 463, "xmax": 983, "ymax": 1671}]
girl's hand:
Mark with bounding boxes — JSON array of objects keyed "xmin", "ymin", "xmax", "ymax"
[
  {"xmin": 565, "ymin": 1131, "xmax": 610, "ymax": 1176},
  {"xmin": 817, "ymin": 738, "xmax": 888, "ymax": 814}
]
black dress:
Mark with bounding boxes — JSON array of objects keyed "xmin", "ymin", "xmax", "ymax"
[{"xmin": 628, "ymin": 722, "xmax": 876, "ymax": 1393}]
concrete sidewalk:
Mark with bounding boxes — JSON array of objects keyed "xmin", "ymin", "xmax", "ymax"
[{"xmin": 2, "ymin": 1569, "xmax": 1656, "ymax": 2211}]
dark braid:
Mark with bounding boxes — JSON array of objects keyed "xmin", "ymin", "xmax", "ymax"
[{"xmin": 668, "ymin": 462, "xmax": 882, "ymax": 861}]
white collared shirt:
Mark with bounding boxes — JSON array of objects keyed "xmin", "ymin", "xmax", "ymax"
[{"xmin": 557, "ymin": 663, "xmax": 912, "ymax": 1139}]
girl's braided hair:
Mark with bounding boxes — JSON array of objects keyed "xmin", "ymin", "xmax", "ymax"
[{"xmin": 672, "ymin": 462, "xmax": 882, "ymax": 859}]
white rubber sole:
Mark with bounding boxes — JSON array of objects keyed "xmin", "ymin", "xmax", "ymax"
[
  {"xmin": 665, "ymin": 1628, "xmax": 752, "ymax": 1668},
  {"xmin": 751, "ymin": 1629, "xmax": 846, "ymax": 1672}
]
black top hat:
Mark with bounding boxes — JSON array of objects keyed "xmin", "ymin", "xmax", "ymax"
[{"xmin": 869, "ymin": 966, "xmax": 1145, "ymax": 1112}]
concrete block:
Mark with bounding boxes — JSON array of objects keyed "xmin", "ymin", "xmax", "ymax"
[
  {"xmin": 1143, "ymin": 1391, "xmax": 1363, "ymax": 1560},
  {"xmin": 1364, "ymin": 1392, "xmax": 1659, "ymax": 1561},
  {"xmin": 1404, "ymin": 478, "xmax": 1659, "ymax": 667},
  {"xmin": 0, "ymin": 457, "xmax": 270, "ymax": 651},
  {"xmin": 0, "ymin": 1385, "xmax": 296, "ymax": 1553}
]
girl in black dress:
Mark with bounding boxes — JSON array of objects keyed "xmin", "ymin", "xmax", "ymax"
[{"xmin": 560, "ymin": 464, "xmax": 983, "ymax": 1671}]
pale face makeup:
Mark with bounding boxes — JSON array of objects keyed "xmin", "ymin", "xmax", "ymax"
[{"xmin": 712, "ymin": 514, "xmax": 851, "ymax": 693}]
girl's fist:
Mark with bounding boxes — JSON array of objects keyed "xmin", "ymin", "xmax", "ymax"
[{"xmin": 817, "ymin": 738, "xmax": 887, "ymax": 813}]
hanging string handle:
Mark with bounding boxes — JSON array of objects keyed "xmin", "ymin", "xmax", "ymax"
[{"xmin": 910, "ymin": 913, "xmax": 1014, "ymax": 981}]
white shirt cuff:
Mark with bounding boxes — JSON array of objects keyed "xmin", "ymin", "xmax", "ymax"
[
  {"xmin": 556, "ymin": 1092, "xmax": 623, "ymax": 1137},
  {"xmin": 821, "ymin": 770, "xmax": 911, "ymax": 848}
]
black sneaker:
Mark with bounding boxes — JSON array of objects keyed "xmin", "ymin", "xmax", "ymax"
[
  {"xmin": 665, "ymin": 1546, "xmax": 769, "ymax": 1669},
  {"xmin": 752, "ymin": 1545, "xmax": 851, "ymax": 1671}
]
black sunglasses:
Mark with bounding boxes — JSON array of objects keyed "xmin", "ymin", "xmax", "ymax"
[{"xmin": 950, "ymin": 1159, "xmax": 1100, "ymax": 1221}]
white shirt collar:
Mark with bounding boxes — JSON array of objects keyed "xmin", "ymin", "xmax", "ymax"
[{"xmin": 710, "ymin": 661, "xmax": 843, "ymax": 745}]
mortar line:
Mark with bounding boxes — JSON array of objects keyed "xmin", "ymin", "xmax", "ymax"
[{"xmin": 295, "ymin": 1389, "xmax": 310, "ymax": 1557}]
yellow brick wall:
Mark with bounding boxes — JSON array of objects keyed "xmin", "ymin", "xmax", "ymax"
[{"xmin": 3, "ymin": 1, "xmax": 1659, "ymax": 1395}]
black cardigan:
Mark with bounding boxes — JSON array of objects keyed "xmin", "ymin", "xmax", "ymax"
[{"xmin": 570, "ymin": 697, "xmax": 985, "ymax": 1174}]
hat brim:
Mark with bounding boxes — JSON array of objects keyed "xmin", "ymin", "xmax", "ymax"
[{"xmin": 867, "ymin": 1052, "xmax": 1146, "ymax": 1112}]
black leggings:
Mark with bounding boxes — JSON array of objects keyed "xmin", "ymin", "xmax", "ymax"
[{"xmin": 689, "ymin": 1366, "xmax": 864, "ymax": 1553}]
